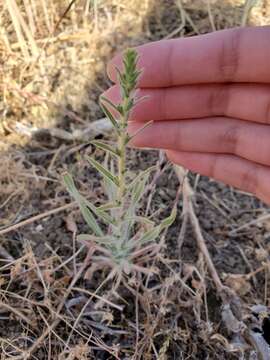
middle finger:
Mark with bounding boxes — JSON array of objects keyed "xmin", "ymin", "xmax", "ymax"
[
  {"xmin": 128, "ymin": 117, "xmax": 270, "ymax": 167},
  {"xmin": 104, "ymin": 83, "xmax": 270, "ymax": 124}
]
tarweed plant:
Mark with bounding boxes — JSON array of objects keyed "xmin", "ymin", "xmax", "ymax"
[{"xmin": 64, "ymin": 49, "xmax": 176, "ymax": 277}]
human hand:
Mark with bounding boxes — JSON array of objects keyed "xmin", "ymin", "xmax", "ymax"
[{"xmin": 103, "ymin": 27, "xmax": 270, "ymax": 204}]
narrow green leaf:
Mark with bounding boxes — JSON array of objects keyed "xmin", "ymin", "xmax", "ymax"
[
  {"xmin": 100, "ymin": 96, "xmax": 123, "ymax": 115},
  {"xmin": 137, "ymin": 225, "xmax": 161, "ymax": 245},
  {"xmin": 63, "ymin": 173, "xmax": 103, "ymax": 237},
  {"xmin": 83, "ymin": 198, "xmax": 116, "ymax": 226},
  {"xmin": 126, "ymin": 120, "xmax": 153, "ymax": 145},
  {"xmin": 132, "ymin": 206, "xmax": 177, "ymax": 246},
  {"xmin": 97, "ymin": 202, "xmax": 119, "ymax": 211},
  {"xmin": 100, "ymin": 102, "xmax": 119, "ymax": 132},
  {"xmin": 121, "ymin": 216, "xmax": 154, "ymax": 226},
  {"xmin": 120, "ymin": 165, "xmax": 155, "ymax": 241},
  {"xmin": 91, "ymin": 140, "xmax": 120, "ymax": 157},
  {"xmin": 120, "ymin": 172, "xmax": 151, "ymax": 242},
  {"xmin": 160, "ymin": 206, "xmax": 177, "ymax": 229},
  {"xmin": 126, "ymin": 98, "xmax": 134, "ymax": 112},
  {"xmin": 80, "ymin": 205, "xmax": 104, "ymax": 237},
  {"xmin": 127, "ymin": 165, "xmax": 156, "ymax": 191},
  {"xmin": 87, "ymin": 157, "xmax": 119, "ymax": 187},
  {"xmin": 133, "ymin": 95, "xmax": 149, "ymax": 107},
  {"xmin": 63, "ymin": 172, "xmax": 76, "ymax": 194},
  {"xmin": 103, "ymin": 158, "xmax": 118, "ymax": 203},
  {"xmin": 115, "ymin": 67, "xmax": 128, "ymax": 98},
  {"xmin": 77, "ymin": 234, "xmax": 111, "ymax": 246},
  {"xmin": 115, "ymin": 67, "xmax": 125, "ymax": 83},
  {"xmin": 131, "ymin": 175, "xmax": 148, "ymax": 205}
]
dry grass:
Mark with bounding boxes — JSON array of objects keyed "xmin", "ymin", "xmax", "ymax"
[{"xmin": 1, "ymin": 0, "xmax": 270, "ymax": 359}]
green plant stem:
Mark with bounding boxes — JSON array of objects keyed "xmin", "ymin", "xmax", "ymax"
[{"xmin": 117, "ymin": 96, "xmax": 129, "ymax": 205}]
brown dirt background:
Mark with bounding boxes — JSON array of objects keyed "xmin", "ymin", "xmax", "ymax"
[{"xmin": 1, "ymin": 0, "xmax": 270, "ymax": 359}]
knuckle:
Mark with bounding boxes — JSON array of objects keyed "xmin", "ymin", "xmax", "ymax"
[
  {"xmin": 264, "ymin": 97, "xmax": 270, "ymax": 124},
  {"xmin": 241, "ymin": 165, "xmax": 259, "ymax": 195},
  {"xmin": 209, "ymin": 154, "xmax": 219, "ymax": 179},
  {"xmin": 161, "ymin": 88, "xmax": 169, "ymax": 120},
  {"xmin": 259, "ymin": 170, "xmax": 270, "ymax": 205},
  {"xmin": 208, "ymin": 85, "xmax": 231, "ymax": 116},
  {"xmin": 218, "ymin": 28, "xmax": 242, "ymax": 82},
  {"xmin": 221, "ymin": 125, "xmax": 239, "ymax": 154},
  {"xmin": 173, "ymin": 123, "xmax": 183, "ymax": 150}
]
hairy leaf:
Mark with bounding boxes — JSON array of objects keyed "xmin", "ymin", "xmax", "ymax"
[
  {"xmin": 127, "ymin": 165, "xmax": 156, "ymax": 191},
  {"xmin": 100, "ymin": 96, "xmax": 123, "ymax": 115},
  {"xmin": 135, "ymin": 206, "xmax": 177, "ymax": 246},
  {"xmin": 80, "ymin": 206, "xmax": 104, "ymax": 237},
  {"xmin": 87, "ymin": 157, "xmax": 119, "ymax": 187},
  {"xmin": 121, "ymin": 216, "xmax": 154, "ymax": 226},
  {"xmin": 160, "ymin": 206, "xmax": 177, "ymax": 229},
  {"xmin": 84, "ymin": 198, "xmax": 116, "ymax": 226},
  {"xmin": 97, "ymin": 202, "xmax": 119, "ymax": 211},
  {"xmin": 100, "ymin": 101, "xmax": 120, "ymax": 132},
  {"xmin": 137, "ymin": 225, "xmax": 161, "ymax": 245},
  {"xmin": 91, "ymin": 140, "xmax": 120, "ymax": 157},
  {"xmin": 131, "ymin": 173, "xmax": 149, "ymax": 205},
  {"xmin": 103, "ymin": 157, "xmax": 118, "ymax": 204},
  {"xmin": 126, "ymin": 120, "xmax": 153, "ymax": 145},
  {"xmin": 120, "ymin": 167, "xmax": 154, "ymax": 240},
  {"xmin": 63, "ymin": 173, "xmax": 103, "ymax": 237}
]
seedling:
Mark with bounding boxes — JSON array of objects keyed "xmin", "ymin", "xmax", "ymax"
[{"xmin": 64, "ymin": 49, "xmax": 176, "ymax": 277}]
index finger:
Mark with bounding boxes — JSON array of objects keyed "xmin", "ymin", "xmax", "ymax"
[{"xmin": 107, "ymin": 26, "xmax": 270, "ymax": 87}]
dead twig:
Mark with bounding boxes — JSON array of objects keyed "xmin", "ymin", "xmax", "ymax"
[
  {"xmin": 174, "ymin": 166, "xmax": 248, "ymax": 342},
  {"xmin": 229, "ymin": 212, "xmax": 270, "ymax": 235},
  {"xmin": 174, "ymin": 165, "xmax": 225, "ymax": 293},
  {"xmin": 0, "ymin": 202, "xmax": 77, "ymax": 236},
  {"xmin": 0, "ymin": 301, "xmax": 33, "ymax": 327}
]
